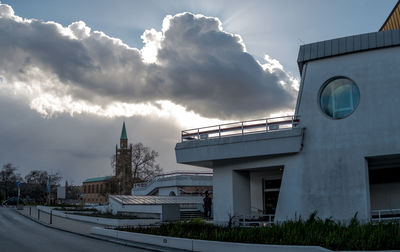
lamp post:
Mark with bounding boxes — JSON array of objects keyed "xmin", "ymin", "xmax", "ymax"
[{"xmin": 16, "ymin": 181, "xmax": 21, "ymax": 210}]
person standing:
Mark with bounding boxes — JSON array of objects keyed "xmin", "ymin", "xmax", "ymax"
[{"xmin": 203, "ymin": 191, "xmax": 212, "ymax": 218}]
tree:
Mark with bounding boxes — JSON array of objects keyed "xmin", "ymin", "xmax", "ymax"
[
  {"xmin": 23, "ymin": 170, "xmax": 62, "ymax": 203},
  {"xmin": 111, "ymin": 142, "xmax": 163, "ymax": 183},
  {"xmin": 131, "ymin": 142, "xmax": 163, "ymax": 182},
  {"xmin": 0, "ymin": 163, "xmax": 22, "ymax": 201},
  {"xmin": 25, "ymin": 170, "xmax": 61, "ymax": 186}
]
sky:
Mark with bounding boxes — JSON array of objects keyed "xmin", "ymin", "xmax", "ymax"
[{"xmin": 0, "ymin": 0, "xmax": 396, "ymax": 185}]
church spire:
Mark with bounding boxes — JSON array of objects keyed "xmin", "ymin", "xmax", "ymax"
[{"xmin": 120, "ymin": 121, "xmax": 128, "ymax": 140}]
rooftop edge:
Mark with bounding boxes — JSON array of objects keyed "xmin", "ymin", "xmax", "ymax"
[{"xmin": 297, "ymin": 29, "xmax": 400, "ymax": 75}]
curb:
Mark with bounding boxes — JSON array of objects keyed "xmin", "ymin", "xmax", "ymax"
[
  {"xmin": 15, "ymin": 208, "xmax": 185, "ymax": 252},
  {"xmin": 92, "ymin": 226, "xmax": 331, "ymax": 252}
]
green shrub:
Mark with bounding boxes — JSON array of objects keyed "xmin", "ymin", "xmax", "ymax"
[{"xmin": 116, "ymin": 213, "xmax": 400, "ymax": 250}]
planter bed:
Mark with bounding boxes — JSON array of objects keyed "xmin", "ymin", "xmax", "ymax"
[{"xmin": 115, "ymin": 215, "xmax": 400, "ymax": 251}]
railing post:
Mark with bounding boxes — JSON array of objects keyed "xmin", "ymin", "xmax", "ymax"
[
  {"xmin": 29, "ymin": 206, "xmax": 31, "ymax": 216},
  {"xmin": 50, "ymin": 210, "xmax": 53, "ymax": 224},
  {"xmin": 266, "ymin": 119, "xmax": 268, "ymax": 131},
  {"xmin": 38, "ymin": 209, "xmax": 40, "ymax": 220},
  {"xmin": 197, "ymin": 128, "xmax": 200, "ymax": 140},
  {"xmin": 241, "ymin": 122, "xmax": 244, "ymax": 135},
  {"xmin": 219, "ymin": 125, "xmax": 221, "ymax": 138},
  {"xmin": 181, "ymin": 131, "xmax": 183, "ymax": 142}
]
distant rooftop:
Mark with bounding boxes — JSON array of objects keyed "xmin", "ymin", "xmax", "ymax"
[
  {"xmin": 83, "ymin": 176, "xmax": 113, "ymax": 183},
  {"xmin": 110, "ymin": 195, "xmax": 203, "ymax": 205},
  {"xmin": 380, "ymin": 0, "xmax": 400, "ymax": 31},
  {"xmin": 120, "ymin": 121, "xmax": 127, "ymax": 140}
]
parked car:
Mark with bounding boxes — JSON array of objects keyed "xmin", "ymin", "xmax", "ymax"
[{"xmin": 3, "ymin": 197, "xmax": 24, "ymax": 206}]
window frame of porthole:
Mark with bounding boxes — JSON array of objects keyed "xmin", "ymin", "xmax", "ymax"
[{"xmin": 318, "ymin": 76, "xmax": 360, "ymax": 120}]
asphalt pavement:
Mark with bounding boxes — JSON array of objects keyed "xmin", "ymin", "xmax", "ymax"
[{"xmin": 0, "ymin": 207, "xmax": 150, "ymax": 252}]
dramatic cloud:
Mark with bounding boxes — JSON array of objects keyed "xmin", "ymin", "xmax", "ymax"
[
  {"xmin": 0, "ymin": 93, "xmax": 197, "ymax": 183},
  {"xmin": 0, "ymin": 4, "xmax": 297, "ymax": 120}
]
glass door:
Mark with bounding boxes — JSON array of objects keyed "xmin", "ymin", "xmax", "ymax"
[{"xmin": 263, "ymin": 179, "xmax": 282, "ymax": 215}]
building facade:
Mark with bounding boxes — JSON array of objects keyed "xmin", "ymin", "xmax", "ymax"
[
  {"xmin": 115, "ymin": 122, "xmax": 133, "ymax": 195},
  {"xmin": 82, "ymin": 176, "xmax": 113, "ymax": 204},
  {"xmin": 82, "ymin": 122, "xmax": 133, "ymax": 204},
  {"xmin": 175, "ymin": 9, "xmax": 400, "ymax": 224}
]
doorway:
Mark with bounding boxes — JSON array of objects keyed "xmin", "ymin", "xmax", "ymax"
[
  {"xmin": 262, "ymin": 167, "xmax": 283, "ymax": 215},
  {"xmin": 368, "ymin": 154, "xmax": 400, "ymax": 220}
]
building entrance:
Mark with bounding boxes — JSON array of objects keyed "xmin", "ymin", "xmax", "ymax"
[
  {"xmin": 262, "ymin": 167, "xmax": 283, "ymax": 215},
  {"xmin": 368, "ymin": 154, "xmax": 400, "ymax": 221}
]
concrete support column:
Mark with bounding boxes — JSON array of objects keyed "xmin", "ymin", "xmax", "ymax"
[
  {"xmin": 213, "ymin": 168, "xmax": 251, "ymax": 225},
  {"xmin": 232, "ymin": 170, "xmax": 251, "ymax": 217},
  {"xmin": 213, "ymin": 167, "xmax": 234, "ymax": 224}
]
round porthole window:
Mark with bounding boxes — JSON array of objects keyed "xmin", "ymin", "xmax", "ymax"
[{"xmin": 319, "ymin": 77, "xmax": 360, "ymax": 119}]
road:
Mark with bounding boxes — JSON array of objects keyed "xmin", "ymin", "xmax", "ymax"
[{"xmin": 0, "ymin": 207, "xmax": 150, "ymax": 252}]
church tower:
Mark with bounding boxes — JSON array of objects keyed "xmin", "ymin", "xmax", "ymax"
[{"xmin": 115, "ymin": 122, "xmax": 133, "ymax": 195}]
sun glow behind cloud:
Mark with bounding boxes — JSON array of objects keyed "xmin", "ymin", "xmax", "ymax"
[
  {"xmin": 0, "ymin": 3, "xmax": 299, "ymax": 130},
  {"xmin": 1, "ymin": 76, "xmax": 227, "ymax": 130}
]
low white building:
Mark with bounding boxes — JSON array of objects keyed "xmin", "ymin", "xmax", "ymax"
[
  {"xmin": 102, "ymin": 172, "xmax": 213, "ymax": 220},
  {"xmin": 108, "ymin": 195, "xmax": 203, "ymax": 221},
  {"xmin": 175, "ymin": 10, "xmax": 400, "ymax": 225}
]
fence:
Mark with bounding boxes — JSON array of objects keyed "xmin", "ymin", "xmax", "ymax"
[
  {"xmin": 371, "ymin": 208, "xmax": 400, "ymax": 222},
  {"xmin": 181, "ymin": 115, "xmax": 300, "ymax": 142}
]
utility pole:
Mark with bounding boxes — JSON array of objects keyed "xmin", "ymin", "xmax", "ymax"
[{"xmin": 46, "ymin": 177, "xmax": 50, "ymax": 205}]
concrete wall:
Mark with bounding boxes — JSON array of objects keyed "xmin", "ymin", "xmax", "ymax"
[
  {"xmin": 175, "ymin": 128, "xmax": 304, "ymax": 167},
  {"xmin": 36, "ymin": 206, "xmax": 159, "ymax": 226},
  {"xmin": 161, "ymin": 204, "xmax": 180, "ymax": 221},
  {"xmin": 294, "ymin": 46, "xmax": 400, "ymax": 221},
  {"xmin": 91, "ymin": 227, "xmax": 331, "ymax": 252}
]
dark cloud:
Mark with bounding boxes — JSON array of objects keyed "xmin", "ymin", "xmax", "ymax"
[
  {"xmin": 0, "ymin": 93, "xmax": 195, "ymax": 184},
  {"xmin": 0, "ymin": 5, "xmax": 297, "ymax": 119},
  {"xmin": 0, "ymin": 4, "xmax": 295, "ymax": 183}
]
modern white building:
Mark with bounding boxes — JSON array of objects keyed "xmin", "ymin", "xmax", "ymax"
[
  {"xmin": 175, "ymin": 6, "xmax": 400, "ymax": 225},
  {"xmin": 132, "ymin": 172, "xmax": 212, "ymax": 197}
]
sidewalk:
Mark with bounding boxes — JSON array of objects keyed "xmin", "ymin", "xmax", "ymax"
[
  {"xmin": 16, "ymin": 206, "xmax": 186, "ymax": 252},
  {"xmin": 18, "ymin": 206, "xmax": 104, "ymax": 235}
]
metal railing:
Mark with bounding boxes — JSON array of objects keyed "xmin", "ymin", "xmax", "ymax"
[
  {"xmin": 233, "ymin": 214, "xmax": 275, "ymax": 227},
  {"xmin": 132, "ymin": 171, "xmax": 213, "ymax": 190},
  {"xmin": 111, "ymin": 195, "xmax": 204, "ymax": 205},
  {"xmin": 371, "ymin": 209, "xmax": 400, "ymax": 222},
  {"xmin": 181, "ymin": 115, "xmax": 300, "ymax": 142}
]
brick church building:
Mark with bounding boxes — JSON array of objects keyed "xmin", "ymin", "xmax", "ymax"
[{"xmin": 82, "ymin": 122, "xmax": 133, "ymax": 204}]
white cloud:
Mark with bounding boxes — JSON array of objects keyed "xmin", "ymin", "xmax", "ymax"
[
  {"xmin": 0, "ymin": 3, "xmax": 301, "ymax": 182},
  {"xmin": 140, "ymin": 28, "xmax": 162, "ymax": 64},
  {"xmin": 262, "ymin": 54, "xmax": 284, "ymax": 73},
  {"xmin": 0, "ymin": 3, "xmax": 298, "ymax": 122}
]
